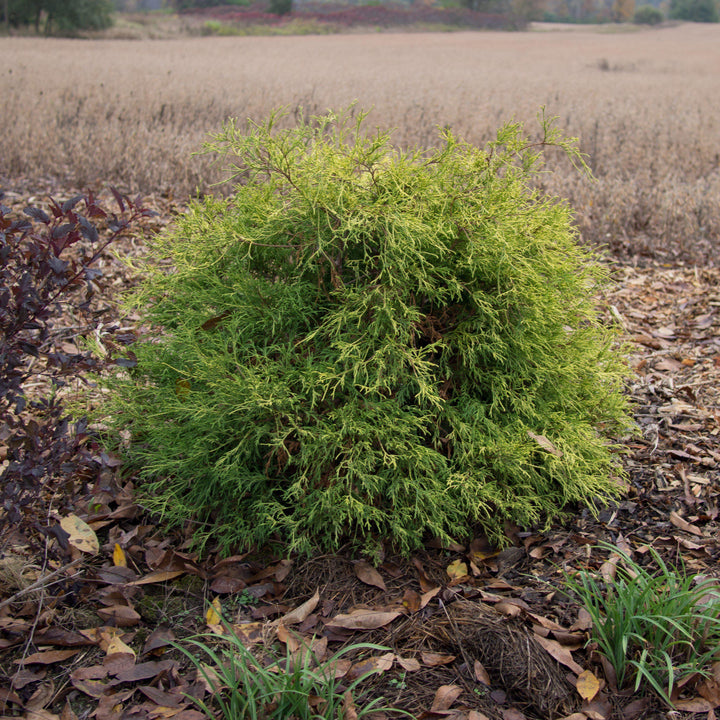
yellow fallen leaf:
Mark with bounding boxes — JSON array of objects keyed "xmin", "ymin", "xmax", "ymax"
[
  {"xmin": 446, "ymin": 559, "xmax": 468, "ymax": 580},
  {"xmin": 576, "ymin": 669, "xmax": 600, "ymax": 701},
  {"xmin": 105, "ymin": 635, "xmax": 136, "ymax": 658},
  {"xmin": 59, "ymin": 514, "xmax": 99, "ymax": 555},
  {"xmin": 113, "ymin": 543, "xmax": 127, "ymax": 568},
  {"xmin": 206, "ymin": 597, "xmax": 222, "ymax": 626}
]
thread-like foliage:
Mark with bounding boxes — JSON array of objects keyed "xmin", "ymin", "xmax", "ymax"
[{"xmin": 99, "ymin": 109, "xmax": 632, "ymax": 555}]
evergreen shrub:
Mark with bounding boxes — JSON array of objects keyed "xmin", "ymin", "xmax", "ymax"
[{"xmin": 100, "ymin": 109, "xmax": 633, "ymax": 555}]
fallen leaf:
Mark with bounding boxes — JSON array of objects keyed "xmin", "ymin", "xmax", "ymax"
[
  {"xmin": 502, "ymin": 709, "xmax": 528, "ymax": 720},
  {"xmin": 420, "ymin": 651, "xmax": 456, "ymax": 667},
  {"xmin": 15, "ymin": 649, "xmax": 81, "ymax": 665},
  {"xmin": 353, "ymin": 561, "xmax": 386, "ymax": 591},
  {"xmin": 581, "ymin": 694, "xmax": 612, "ymax": 720},
  {"xmin": 228, "ymin": 622, "xmax": 265, "ymax": 645},
  {"xmin": 412, "ymin": 558, "xmax": 435, "ymax": 593},
  {"xmin": 97, "ymin": 605, "xmax": 141, "ymax": 627},
  {"xmin": 346, "ymin": 652, "xmax": 394, "ymax": 681},
  {"xmin": 402, "ymin": 589, "xmax": 421, "ymax": 613},
  {"xmin": 110, "ymin": 659, "xmax": 176, "ymax": 683},
  {"xmin": 210, "ymin": 576, "xmax": 247, "ymax": 594},
  {"xmin": 24, "ymin": 709, "xmax": 59, "ymax": 720},
  {"xmin": 397, "ymin": 656, "xmax": 421, "ymax": 672},
  {"xmin": 273, "ymin": 558, "xmax": 293, "ymax": 582},
  {"xmin": 342, "ymin": 690, "xmax": 359, "ymax": 720},
  {"xmin": 446, "ymin": 559, "xmax": 468, "ymax": 580},
  {"xmin": 276, "ymin": 589, "xmax": 320, "ymax": 626},
  {"xmin": 698, "ymin": 677, "xmax": 720, "ymax": 706},
  {"xmin": 205, "ymin": 598, "xmax": 222, "ymax": 626},
  {"xmin": 533, "ymin": 635, "xmax": 584, "ymax": 675},
  {"xmin": 570, "ymin": 608, "xmax": 593, "ymax": 632},
  {"xmin": 576, "ymin": 670, "xmax": 600, "ymax": 701},
  {"xmin": 327, "ymin": 609, "xmax": 401, "ymax": 630},
  {"xmin": 669, "ymin": 510, "xmax": 704, "ymax": 537},
  {"xmin": 60, "ymin": 701, "xmax": 79, "ymax": 720},
  {"xmin": 10, "ymin": 667, "xmax": 47, "ymax": 689},
  {"xmin": 59, "ymin": 515, "xmax": 99, "ymax": 555},
  {"xmin": 276, "ymin": 622, "xmax": 301, "ymax": 652},
  {"xmin": 69, "ymin": 676, "xmax": 110, "ymax": 699},
  {"xmin": 599, "ymin": 555, "xmax": 619, "ymax": 584},
  {"xmin": 420, "ymin": 586, "xmax": 441, "ymax": 609},
  {"xmin": 169, "ymin": 712, "xmax": 206, "ymax": 720},
  {"xmin": 25, "ymin": 679, "xmax": 55, "ymax": 711},
  {"xmin": 32, "ymin": 628, "xmax": 95, "ymax": 647},
  {"xmin": 527, "ymin": 431, "xmax": 563, "ymax": 457},
  {"xmin": 431, "ymin": 685, "xmax": 462, "ymax": 712},
  {"xmin": 468, "ymin": 712, "xmax": 491, "ymax": 720},
  {"xmin": 142, "ymin": 627, "xmax": 175, "ymax": 656},
  {"xmin": 496, "ymin": 601, "xmax": 523, "ymax": 618},
  {"xmin": 127, "ymin": 570, "xmax": 185, "ymax": 586},
  {"xmin": 674, "ymin": 697, "xmax": 715, "ymax": 712},
  {"xmin": 474, "ymin": 659, "xmax": 491, "ymax": 685},
  {"xmin": 557, "ymin": 715, "xmax": 588, "ymax": 720},
  {"xmin": 138, "ymin": 686, "xmax": 185, "ymax": 708},
  {"xmin": 105, "ymin": 636, "xmax": 135, "ymax": 658},
  {"xmin": 112, "ymin": 544, "xmax": 127, "ymax": 568},
  {"xmin": 0, "ymin": 687, "xmax": 23, "ymax": 708}
]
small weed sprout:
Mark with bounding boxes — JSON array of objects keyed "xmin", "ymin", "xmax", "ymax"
[{"xmin": 564, "ymin": 543, "xmax": 720, "ymax": 706}]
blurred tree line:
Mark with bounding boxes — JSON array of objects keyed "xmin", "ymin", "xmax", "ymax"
[
  {"xmin": 541, "ymin": 0, "xmax": 717, "ymax": 22},
  {"xmin": 4, "ymin": 0, "xmax": 114, "ymax": 32}
]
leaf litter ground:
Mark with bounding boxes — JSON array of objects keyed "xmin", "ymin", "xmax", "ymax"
[{"xmin": 0, "ymin": 189, "xmax": 719, "ymax": 720}]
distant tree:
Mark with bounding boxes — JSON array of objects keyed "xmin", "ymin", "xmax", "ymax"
[
  {"xmin": 171, "ymin": 0, "xmax": 250, "ymax": 8},
  {"xmin": 669, "ymin": 0, "xmax": 718, "ymax": 20},
  {"xmin": 8, "ymin": 0, "xmax": 113, "ymax": 32},
  {"xmin": 612, "ymin": 0, "xmax": 635, "ymax": 20},
  {"xmin": 44, "ymin": 0, "xmax": 114, "ymax": 33},
  {"xmin": 633, "ymin": 3, "xmax": 663, "ymax": 21},
  {"xmin": 268, "ymin": 0, "xmax": 292, "ymax": 14}
]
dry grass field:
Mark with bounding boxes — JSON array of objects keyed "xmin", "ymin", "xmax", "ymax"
[{"xmin": 1, "ymin": 22, "xmax": 719, "ymax": 263}]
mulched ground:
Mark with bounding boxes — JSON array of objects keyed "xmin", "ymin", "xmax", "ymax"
[{"xmin": 0, "ymin": 188, "xmax": 718, "ymax": 720}]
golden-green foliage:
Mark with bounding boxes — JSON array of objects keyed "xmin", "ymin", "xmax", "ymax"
[
  {"xmin": 97, "ymin": 109, "xmax": 633, "ymax": 555},
  {"xmin": 1, "ymin": 25, "xmax": 719, "ymax": 263}
]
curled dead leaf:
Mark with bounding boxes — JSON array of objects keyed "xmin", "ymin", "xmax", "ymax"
[{"xmin": 276, "ymin": 589, "xmax": 320, "ymax": 626}]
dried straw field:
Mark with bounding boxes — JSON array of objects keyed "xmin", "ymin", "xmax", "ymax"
[{"xmin": 2, "ymin": 23, "xmax": 719, "ymax": 263}]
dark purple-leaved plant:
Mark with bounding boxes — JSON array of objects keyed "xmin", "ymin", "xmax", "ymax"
[{"xmin": 0, "ymin": 189, "xmax": 152, "ymax": 543}]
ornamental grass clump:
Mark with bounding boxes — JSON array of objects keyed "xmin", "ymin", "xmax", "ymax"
[{"xmin": 100, "ymin": 108, "xmax": 632, "ymax": 554}]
